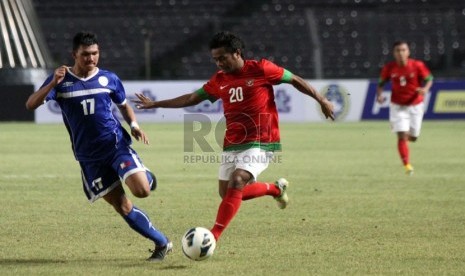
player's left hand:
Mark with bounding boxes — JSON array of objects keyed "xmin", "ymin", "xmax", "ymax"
[
  {"xmin": 320, "ymin": 98, "xmax": 335, "ymax": 121},
  {"xmin": 131, "ymin": 127, "xmax": 149, "ymax": 145},
  {"xmin": 416, "ymin": 87, "xmax": 428, "ymax": 95},
  {"xmin": 133, "ymin": 93, "xmax": 155, "ymax": 109}
]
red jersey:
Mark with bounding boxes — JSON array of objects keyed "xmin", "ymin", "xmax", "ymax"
[
  {"xmin": 379, "ymin": 58, "xmax": 433, "ymax": 105},
  {"xmin": 196, "ymin": 59, "xmax": 292, "ymax": 151}
]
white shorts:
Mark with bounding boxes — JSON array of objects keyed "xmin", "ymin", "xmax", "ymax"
[
  {"xmin": 218, "ymin": 148, "xmax": 274, "ymax": 181},
  {"xmin": 389, "ymin": 102, "xmax": 424, "ymax": 137}
]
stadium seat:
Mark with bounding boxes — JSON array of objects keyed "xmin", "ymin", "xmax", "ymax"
[{"xmin": 32, "ymin": 0, "xmax": 465, "ymax": 79}]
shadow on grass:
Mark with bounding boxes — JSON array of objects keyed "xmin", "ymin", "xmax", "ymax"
[
  {"xmin": 0, "ymin": 258, "xmax": 68, "ymax": 265},
  {"xmin": 158, "ymin": 265, "xmax": 189, "ymax": 270},
  {"xmin": 0, "ymin": 258, "xmax": 189, "ymax": 271},
  {"xmin": 115, "ymin": 262, "xmax": 189, "ymax": 270}
]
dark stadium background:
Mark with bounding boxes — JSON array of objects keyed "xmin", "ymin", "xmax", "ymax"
[
  {"xmin": 0, "ymin": 0, "xmax": 464, "ymax": 121},
  {"xmin": 33, "ymin": 0, "xmax": 465, "ymax": 80}
]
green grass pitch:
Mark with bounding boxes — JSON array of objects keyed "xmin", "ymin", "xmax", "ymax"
[{"xmin": 1, "ymin": 121, "xmax": 464, "ymax": 275}]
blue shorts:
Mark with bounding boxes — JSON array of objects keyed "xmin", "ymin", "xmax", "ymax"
[{"xmin": 79, "ymin": 145, "xmax": 153, "ymax": 203}]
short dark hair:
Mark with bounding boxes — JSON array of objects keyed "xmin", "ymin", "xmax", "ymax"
[
  {"xmin": 209, "ymin": 31, "xmax": 245, "ymax": 57},
  {"xmin": 73, "ymin": 32, "xmax": 98, "ymax": 51},
  {"xmin": 392, "ymin": 40, "xmax": 409, "ymax": 49}
]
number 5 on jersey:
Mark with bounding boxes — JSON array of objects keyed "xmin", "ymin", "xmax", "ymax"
[
  {"xmin": 399, "ymin": 76, "xmax": 407, "ymax": 87},
  {"xmin": 229, "ymin": 87, "xmax": 243, "ymax": 103},
  {"xmin": 80, "ymin": 98, "xmax": 95, "ymax": 115}
]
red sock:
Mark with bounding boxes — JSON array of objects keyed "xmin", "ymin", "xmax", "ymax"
[
  {"xmin": 242, "ymin": 182, "xmax": 280, "ymax": 200},
  {"xmin": 210, "ymin": 188, "xmax": 242, "ymax": 241},
  {"xmin": 397, "ymin": 139, "xmax": 409, "ymax": 165}
]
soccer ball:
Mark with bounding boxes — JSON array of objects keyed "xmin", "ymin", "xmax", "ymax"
[{"xmin": 181, "ymin": 227, "xmax": 216, "ymax": 261}]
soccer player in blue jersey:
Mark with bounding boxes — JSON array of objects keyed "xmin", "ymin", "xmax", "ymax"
[{"xmin": 25, "ymin": 32, "xmax": 171, "ymax": 261}]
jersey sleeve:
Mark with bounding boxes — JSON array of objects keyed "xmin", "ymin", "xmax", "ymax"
[
  {"xmin": 261, "ymin": 59, "xmax": 292, "ymax": 84},
  {"xmin": 40, "ymin": 74, "xmax": 57, "ymax": 102},
  {"xmin": 417, "ymin": 61, "xmax": 433, "ymax": 81},
  {"xmin": 195, "ymin": 87, "xmax": 218, "ymax": 103},
  {"xmin": 109, "ymin": 73, "xmax": 126, "ymax": 105},
  {"xmin": 198, "ymin": 76, "xmax": 220, "ymax": 103}
]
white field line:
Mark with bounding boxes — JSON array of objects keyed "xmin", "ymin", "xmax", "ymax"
[{"xmin": 0, "ymin": 174, "xmax": 76, "ymax": 179}]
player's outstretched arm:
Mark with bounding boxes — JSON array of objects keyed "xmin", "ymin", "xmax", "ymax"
[
  {"xmin": 26, "ymin": 65, "xmax": 67, "ymax": 110},
  {"xmin": 290, "ymin": 74, "xmax": 335, "ymax": 120},
  {"xmin": 133, "ymin": 92, "xmax": 204, "ymax": 109}
]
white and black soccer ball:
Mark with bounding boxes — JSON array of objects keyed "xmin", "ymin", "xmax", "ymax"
[{"xmin": 181, "ymin": 227, "xmax": 216, "ymax": 261}]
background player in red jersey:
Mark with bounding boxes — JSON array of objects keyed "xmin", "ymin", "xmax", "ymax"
[
  {"xmin": 134, "ymin": 31, "xmax": 334, "ymax": 243},
  {"xmin": 376, "ymin": 41, "xmax": 433, "ymax": 174}
]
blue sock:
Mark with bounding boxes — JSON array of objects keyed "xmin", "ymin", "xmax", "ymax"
[
  {"xmin": 123, "ymin": 206, "xmax": 168, "ymax": 246},
  {"xmin": 146, "ymin": 170, "xmax": 157, "ymax": 191}
]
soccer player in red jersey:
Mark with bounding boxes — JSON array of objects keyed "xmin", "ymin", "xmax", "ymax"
[
  {"xmin": 134, "ymin": 31, "xmax": 334, "ymax": 243},
  {"xmin": 377, "ymin": 41, "xmax": 433, "ymax": 175}
]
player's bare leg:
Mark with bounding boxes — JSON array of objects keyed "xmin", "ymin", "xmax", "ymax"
[
  {"xmin": 125, "ymin": 171, "xmax": 151, "ymax": 198},
  {"xmin": 104, "ymin": 184, "xmax": 133, "ymax": 215},
  {"xmin": 104, "ymin": 178, "xmax": 171, "ymax": 261},
  {"xmin": 210, "ymin": 169, "xmax": 251, "ymax": 241},
  {"xmin": 218, "ymin": 180, "xmax": 228, "ymax": 199},
  {"xmin": 397, "ymin": 132, "xmax": 414, "ymax": 175}
]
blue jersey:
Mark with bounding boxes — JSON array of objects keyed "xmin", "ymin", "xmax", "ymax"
[{"xmin": 41, "ymin": 68, "xmax": 132, "ymax": 162}]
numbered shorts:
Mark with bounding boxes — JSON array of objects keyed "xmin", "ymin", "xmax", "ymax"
[
  {"xmin": 79, "ymin": 146, "xmax": 152, "ymax": 203},
  {"xmin": 390, "ymin": 102, "xmax": 424, "ymax": 137},
  {"xmin": 218, "ymin": 148, "xmax": 274, "ymax": 181}
]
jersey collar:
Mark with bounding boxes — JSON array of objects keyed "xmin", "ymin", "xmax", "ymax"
[{"xmin": 67, "ymin": 67, "xmax": 100, "ymax": 81}]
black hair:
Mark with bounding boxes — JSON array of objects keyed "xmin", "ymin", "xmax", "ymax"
[
  {"xmin": 73, "ymin": 32, "xmax": 98, "ymax": 51},
  {"xmin": 209, "ymin": 31, "xmax": 245, "ymax": 58},
  {"xmin": 392, "ymin": 40, "xmax": 409, "ymax": 49}
]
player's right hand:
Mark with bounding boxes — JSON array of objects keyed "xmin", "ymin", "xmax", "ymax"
[
  {"xmin": 376, "ymin": 94, "xmax": 386, "ymax": 104},
  {"xmin": 52, "ymin": 65, "xmax": 67, "ymax": 85},
  {"xmin": 133, "ymin": 93, "xmax": 156, "ymax": 109},
  {"xmin": 131, "ymin": 126, "xmax": 150, "ymax": 145},
  {"xmin": 320, "ymin": 98, "xmax": 335, "ymax": 121}
]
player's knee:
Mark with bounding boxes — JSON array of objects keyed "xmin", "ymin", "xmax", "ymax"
[
  {"xmin": 397, "ymin": 132, "xmax": 409, "ymax": 140},
  {"xmin": 409, "ymin": 136, "xmax": 418, "ymax": 142},
  {"xmin": 132, "ymin": 187, "xmax": 150, "ymax": 198},
  {"xmin": 230, "ymin": 175, "xmax": 247, "ymax": 189},
  {"xmin": 125, "ymin": 172, "xmax": 151, "ymax": 198}
]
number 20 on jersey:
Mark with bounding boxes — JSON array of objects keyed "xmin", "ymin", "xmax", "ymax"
[{"xmin": 229, "ymin": 87, "xmax": 243, "ymax": 103}]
